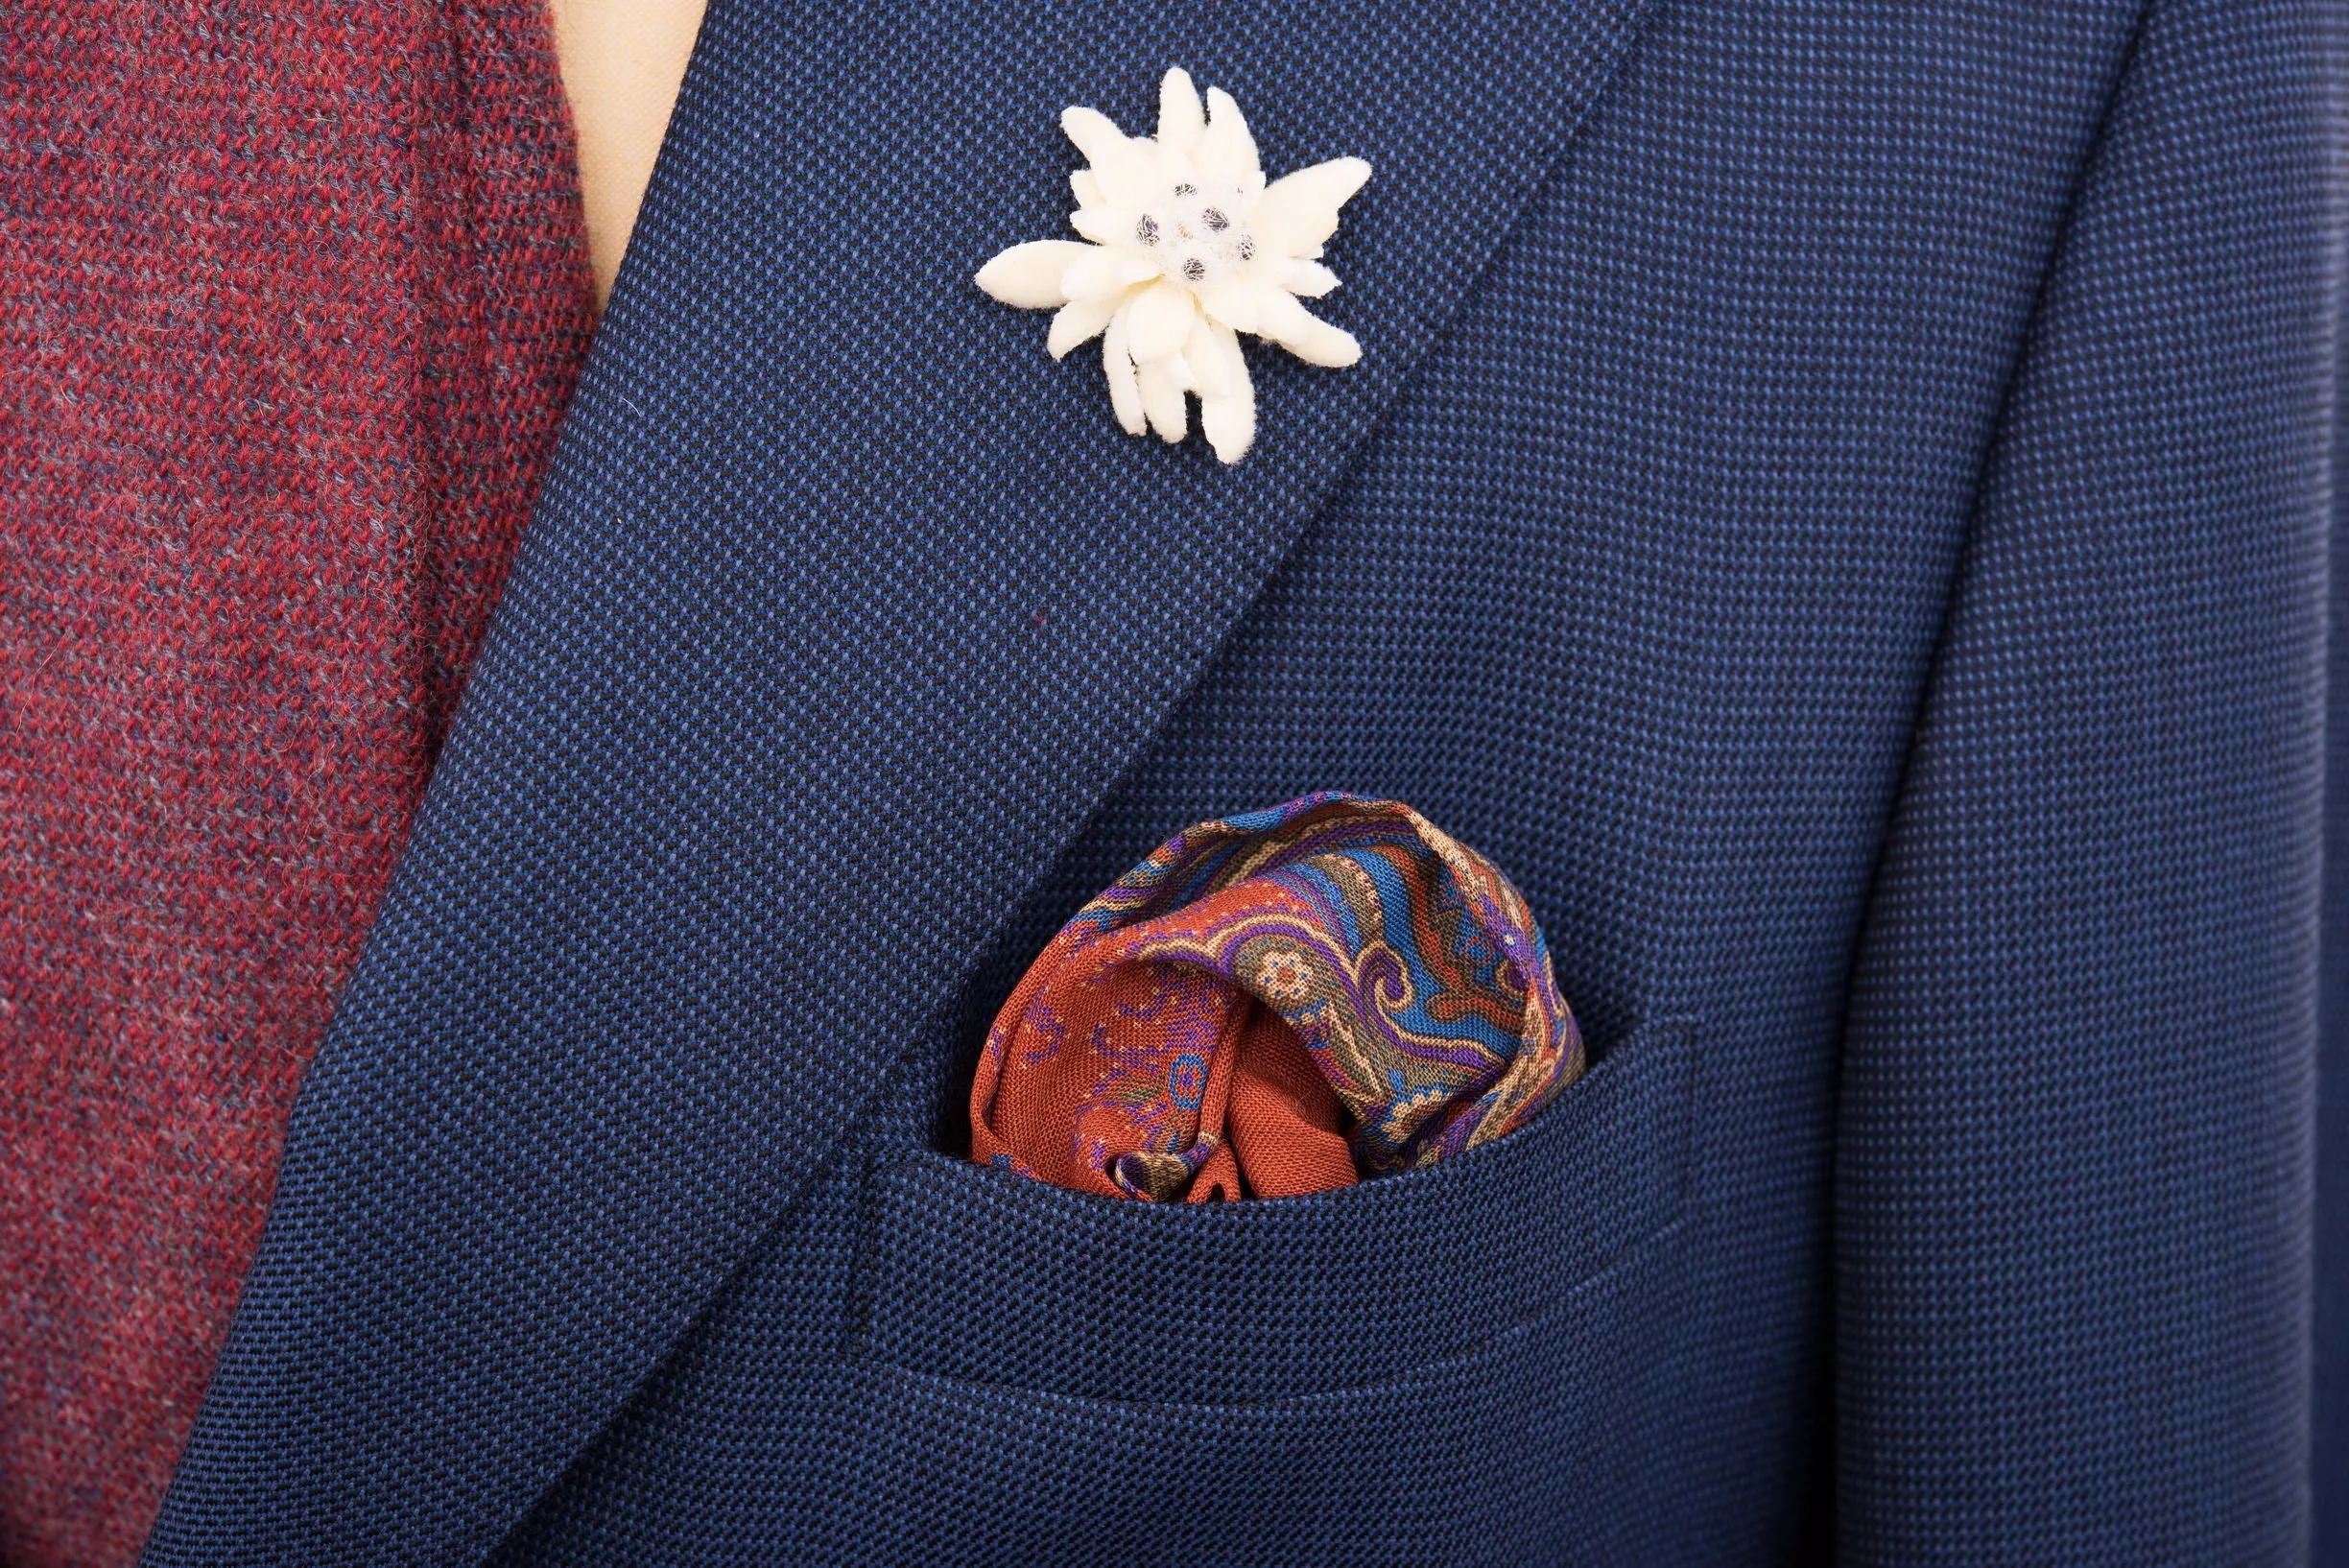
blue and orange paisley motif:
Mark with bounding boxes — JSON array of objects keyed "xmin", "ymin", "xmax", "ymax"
[{"xmin": 968, "ymin": 793, "xmax": 1584, "ymax": 1201}]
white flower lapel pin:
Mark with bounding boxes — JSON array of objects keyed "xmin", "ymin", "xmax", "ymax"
[{"xmin": 975, "ymin": 68, "xmax": 1370, "ymax": 465}]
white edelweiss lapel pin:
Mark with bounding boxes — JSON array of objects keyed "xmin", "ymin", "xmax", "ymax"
[{"xmin": 975, "ymin": 68, "xmax": 1370, "ymax": 465}]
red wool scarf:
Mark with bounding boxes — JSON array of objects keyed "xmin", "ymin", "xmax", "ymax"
[{"xmin": 0, "ymin": 4, "xmax": 594, "ymax": 1559}]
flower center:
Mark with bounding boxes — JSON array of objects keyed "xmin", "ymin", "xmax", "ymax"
[{"xmin": 1132, "ymin": 178, "xmax": 1256, "ymax": 291}]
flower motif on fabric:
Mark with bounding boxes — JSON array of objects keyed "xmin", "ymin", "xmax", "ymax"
[{"xmin": 974, "ymin": 68, "xmax": 1370, "ymax": 464}]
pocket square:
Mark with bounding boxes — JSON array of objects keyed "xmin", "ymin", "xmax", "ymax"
[{"xmin": 969, "ymin": 793, "xmax": 1583, "ymax": 1200}]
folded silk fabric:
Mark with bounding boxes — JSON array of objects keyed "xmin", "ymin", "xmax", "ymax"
[{"xmin": 969, "ymin": 793, "xmax": 1583, "ymax": 1200}]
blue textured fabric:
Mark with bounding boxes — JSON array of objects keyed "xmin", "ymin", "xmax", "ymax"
[
  {"xmin": 2319, "ymin": 152, "xmax": 2349, "ymax": 1568},
  {"xmin": 141, "ymin": 1, "xmax": 2342, "ymax": 1562},
  {"xmin": 2318, "ymin": 14, "xmax": 2349, "ymax": 1538},
  {"xmin": 1834, "ymin": 4, "xmax": 2337, "ymax": 1558}
]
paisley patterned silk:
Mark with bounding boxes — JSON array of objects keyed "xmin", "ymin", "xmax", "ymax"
[{"xmin": 969, "ymin": 794, "xmax": 1583, "ymax": 1201}]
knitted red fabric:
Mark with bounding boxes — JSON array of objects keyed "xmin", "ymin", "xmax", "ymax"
[{"xmin": 0, "ymin": 5, "xmax": 594, "ymax": 1560}]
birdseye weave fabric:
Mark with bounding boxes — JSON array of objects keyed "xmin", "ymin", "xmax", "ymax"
[
  {"xmin": 0, "ymin": 3, "xmax": 593, "ymax": 1560},
  {"xmin": 969, "ymin": 794, "xmax": 1583, "ymax": 1200}
]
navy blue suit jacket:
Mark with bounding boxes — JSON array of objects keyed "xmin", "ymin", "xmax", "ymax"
[{"xmin": 141, "ymin": 2, "xmax": 2346, "ymax": 1561}]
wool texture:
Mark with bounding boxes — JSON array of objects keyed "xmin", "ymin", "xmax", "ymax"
[{"xmin": 0, "ymin": 3, "xmax": 594, "ymax": 1561}]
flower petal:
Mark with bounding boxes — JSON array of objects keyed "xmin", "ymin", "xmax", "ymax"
[
  {"xmin": 1274, "ymin": 258, "xmax": 1342, "ymax": 297},
  {"xmin": 1156, "ymin": 68, "xmax": 1205, "ymax": 154},
  {"xmin": 1201, "ymin": 398, "xmax": 1255, "ymax": 463},
  {"xmin": 1196, "ymin": 86, "xmax": 1264, "ymax": 192},
  {"xmin": 1238, "ymin": 280, "xmax": 1317, "ymax": 345},
  {"xmin": 1059, "ymin": 249, "xmax": 1128, "ymax": 302},
  {"xmin": 1159, "ymin": 348, "xmax": 1199, "ymax": 394},
  {"xmin": 1102, "ymin": 308, "xmax": 1146, "ymax": 437},
  {"xmin": 1069, "ymin": 206, "xmax": 1130, "ymax": 246},
  {"xmin": 1283, "ymin": 314, "xmax": 1362, "ymax": 368},
  {"xmin": 1198, "ymin": 323, "xmax": 1256, "ymax": 464},
  {"xmin": 1126, "ymin": 279, "xmax": 1198, "ymax": 364},
  {"xmin": 1182, "ymin": 313, "xmax": 1234, "ymax": 398},
  {"xmin": 1062, "ymin": 106, "xmax": 1159, "ymax": 207},
  {"xmin": 1251, "ymin": 156, "xmax": 1371, "ymax": 258},
  {"xmin": 1135, "ymin": 356, "xmax": 1189, "ymax": 443},
  {"xmin": 1097, "ymin": 146, "xmax": 1163, "ymax": 211},
  {"xmin": 975, "ymin": 240, "xmax": 1096, "ymax": 309},
  {"xmin": 1048, "ymin": 296, "xmax": 1119, "ymax": 359},
  {"xmin": 1238, "ymin": 284, "xmax": 1362, "ymax": 367},
  {"xmin": 1060, "ymin": 106, "xmax": 1132, "ymax": 166},
  {"xmin": 1194, "ymin": 281, "xmax": 1258, "ymax": 335},
  {"xmin": 1152, "ymin": 134, "xmax": 1197, "ymax": 189}
]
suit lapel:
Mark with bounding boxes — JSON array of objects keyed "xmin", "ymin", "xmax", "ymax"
[{"xmin": 147, "ymin": 0, "xmax": 1658, "ymax": 1557}]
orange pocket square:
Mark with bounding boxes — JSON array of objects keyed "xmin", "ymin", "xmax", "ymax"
[{"xmin": 970, "ymin": 793, "xmax": 1582, "ymax": 1200}]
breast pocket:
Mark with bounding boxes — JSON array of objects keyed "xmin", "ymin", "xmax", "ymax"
[{"xmin": 850, "ymin": 1017, "xmax": 1695, "ymax": 1405}]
